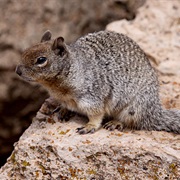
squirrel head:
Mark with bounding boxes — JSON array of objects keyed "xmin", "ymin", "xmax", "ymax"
[{"xmin": 16, "ymin": 30, "xmax": 70, "ymax": 84}]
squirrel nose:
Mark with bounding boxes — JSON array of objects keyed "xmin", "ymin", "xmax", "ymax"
[{"xmin": 15, "ymin": 66, "xmax": 22, "ymax": 76}]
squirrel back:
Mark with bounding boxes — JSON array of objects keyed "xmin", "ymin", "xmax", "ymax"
[{"xmin": 16, "ymin": 30, "xmax": 180, "ymax": 134}]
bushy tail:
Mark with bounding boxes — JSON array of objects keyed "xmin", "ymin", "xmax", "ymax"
[{"xmin": 152, "ymin": 109, "xmax": 180, "ymax": 134}]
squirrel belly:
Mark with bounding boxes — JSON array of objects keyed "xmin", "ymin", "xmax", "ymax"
[{"xmin": 16, "ymin": 30, "xmax": 180, "ymax": 134}]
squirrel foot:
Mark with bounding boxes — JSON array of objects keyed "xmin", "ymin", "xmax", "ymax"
[
  {"xmin": 103, "ymin": 120, "xmax": 124, "ymax": 131},
  {"xmin": 57, "ymin": 108, "xmax": 76, "ymax": 122},
  {"xmin": 76, "ymin": 124, "xmax": 97, "ymax": 134},
  {"xmin": 39, "ymin": 97, "xmax": 76, "ymax": 122},
  {"xmin": 39, "ymin": 97, "xmax": 60, "ymax": 115},
  {"xmin": 76, "ymin": 113, "xmax": 104, "ymax": 134}
]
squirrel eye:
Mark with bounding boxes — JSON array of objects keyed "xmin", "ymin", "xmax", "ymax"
[{"xmin": 36, "ymin": 57, "xmax": 47, "ymax": 67}]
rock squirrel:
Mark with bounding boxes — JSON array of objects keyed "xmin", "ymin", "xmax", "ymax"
[{"xmin": 16, "ymin": 30, "xmax": 180, "ymax": 134}]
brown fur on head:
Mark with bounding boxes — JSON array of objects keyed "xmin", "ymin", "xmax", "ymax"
[{"xmin": 16, "ymin": 30, "xmax": 68, "ymax": 83}]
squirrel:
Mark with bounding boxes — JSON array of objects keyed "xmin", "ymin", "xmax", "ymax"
[{"xmin": 16, "ymin": 30, "xmax": 180, "ymax": 134}]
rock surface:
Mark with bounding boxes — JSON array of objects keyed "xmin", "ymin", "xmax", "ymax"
[{"xmin": 0, "ymin": 112, "xmax": 179, "ymax": 179}]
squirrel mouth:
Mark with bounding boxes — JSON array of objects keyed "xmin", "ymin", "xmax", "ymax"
[
  {"xmin": 21, "ymin": 76, "xmax": 35, "ymax": 82},
  {"xmin": 16, "ymin": 65, "xmax": 35, "ymax": 82}
]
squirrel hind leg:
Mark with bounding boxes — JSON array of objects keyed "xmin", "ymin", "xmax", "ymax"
[{"xmin": 104, "ymin": 105, "xmax": 141, "ymax": 131}]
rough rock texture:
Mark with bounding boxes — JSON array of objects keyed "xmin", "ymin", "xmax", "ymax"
[
  {"xmin": 0, "ymin": 112, "xmax": 179, "ymax": 179},
  {"xmin": 0, "ymin": 0, "xmax": 142, "ymax": 166}
]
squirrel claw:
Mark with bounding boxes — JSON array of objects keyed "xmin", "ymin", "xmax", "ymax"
[
  {"xmin": 103, "ymin": 121, "xmax": 123, "ymax": 131},
  {"xmin": 51, "ymin": 106, "xmax": 61, "ymax": 114},
  {"xmin": 76, "ymin": 125, "xmax": 96, "ymax": 134}
]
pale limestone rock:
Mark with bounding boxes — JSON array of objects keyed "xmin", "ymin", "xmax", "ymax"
[
  {"xmin": 0, "ymin": 111, "xmax": 179, "ymax": 179},
  {"xmin": 107, "ymin": 0, "xmax": 180, "ymax": 76}
]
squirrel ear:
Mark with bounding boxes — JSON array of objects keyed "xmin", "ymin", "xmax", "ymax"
[
  {"xmin": 41, "ymin": 30, "xmax": 52, "ymax": 42},
  {"xmin": 52, "ymin": 37, "xmax": 67, "ymax": 57}
]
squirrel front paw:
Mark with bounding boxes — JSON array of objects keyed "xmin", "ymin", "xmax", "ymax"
[
  {"xmin": 39, "ymin": 97, "xmax": 60, "ymax": 115},
  {"xmin": 57, "ymin": 108, "xmax": 76, "ymax": 122},
  {"xmin": 38, "ymin": 97, "xmax": 75, "ymax": 122}
]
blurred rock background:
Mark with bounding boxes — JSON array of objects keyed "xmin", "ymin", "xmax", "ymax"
[{"xmin": 0, "ymin": 0, "xmax": 145, "ymax": 167}]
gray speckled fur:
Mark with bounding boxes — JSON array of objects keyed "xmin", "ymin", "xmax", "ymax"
[{"xmin": 70, "ymin": 31, "xmax": 180, "ymax": 133}]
